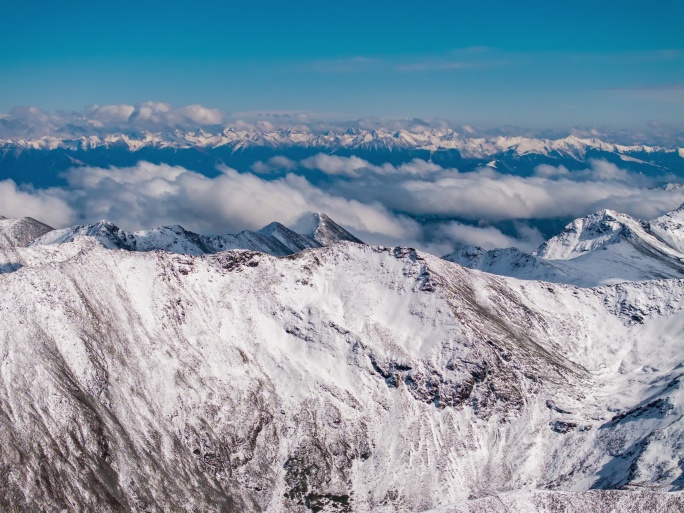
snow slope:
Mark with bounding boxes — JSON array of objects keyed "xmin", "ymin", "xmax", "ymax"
[
  {"xmin": 0, "ymin": 216, "xmax": 53, "ymax": 249},
  {"xmin": 650, "ymin": 204, "xmax": 684, "ymax": 254},
  {"xmin": 444, "ymin": 207, "xmax": 684, "ymax": 287},
  {"xmin": 0, "ymin": 216, "xmax": 54, "ymax": 273},
  {"xmin": 0, "ymin": 236, "xmax": 683, "ymax": 511}
]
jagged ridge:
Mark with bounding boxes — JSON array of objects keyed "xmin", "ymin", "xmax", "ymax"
[{"xmin": 30, "ymin": 212, "xmax": 363, "ymax": 257}]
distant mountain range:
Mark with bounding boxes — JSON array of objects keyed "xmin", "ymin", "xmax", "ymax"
[
  {"xmin": 3, "ymin": 128, "xmax": 682, "ymax": 161},
  {"xmin": 3, "ymin": 127, "xmax": 683, "ymax": 192}
]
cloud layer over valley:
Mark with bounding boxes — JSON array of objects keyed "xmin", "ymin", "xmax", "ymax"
[{"xmin": 2, "ymin": 154, "xmax": 684, "ymax": 255}]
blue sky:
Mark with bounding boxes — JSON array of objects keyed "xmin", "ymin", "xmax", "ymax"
[{"xmin": 2, "ymin": 0, "xmax": 682, "ymax": 127}]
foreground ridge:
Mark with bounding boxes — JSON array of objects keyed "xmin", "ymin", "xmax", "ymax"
[{"xmin": 0, "ymin": 236, "xmax": 683, "ymax": 511}]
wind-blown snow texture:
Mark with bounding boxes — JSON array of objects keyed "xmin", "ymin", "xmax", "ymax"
[{"xmin": 1, "ymin": 211, "xmax": 684, "ymax": 512}]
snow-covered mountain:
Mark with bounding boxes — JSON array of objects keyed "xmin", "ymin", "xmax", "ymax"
[
  {"xmin": 31, "ymin": 212, "xmax": 362, "ymax": 257},
  {"xmin": 444, "ymin": 206, "xmax": 684, "ymax": 287},
  {"xmin": 0, "ymin": 215, "xmax": 53, "ymax": 249},
  {"xmin": 2, "ymin": 128, "xmax": 680, "ymax": 160},
  {"xmin": 0, "ymin": 216, "xmax": 55, "ymax": 273},
  {"xmin": 1, "ymin": 228, "xmax": 684, "ymax": 511},
  {"xmin": 3, "ymin": 210, "xmax": 684, "ymax": 510}
]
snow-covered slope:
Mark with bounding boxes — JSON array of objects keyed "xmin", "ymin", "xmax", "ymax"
[
  {"xmin": 445, "ymin": 207, "xmax": 684, "ymax": 287},
  {"xmin": 30, "ymin": 213, "xmax": 361, "ymax": 257},
  {"xmin": 304, "ymin": 212, "xmax": 365, "ymax": 246},
  {"xmin": 650, "ymin": 205, "xmax": 684, "ymax": 254},
  {"xmin": 0, "ymin": 216, "xmax": 55, "ymax": 273},
  {"xmin": 0, "ymin": 238, "xmax": 684, "ymax": 511},
  {"xmin": 442, "ymin": 246, "xmax": 573, "ymax": 284},
  {"xmin": 0, "ymin": 215, "xmax": 53, "ymax": 248}
]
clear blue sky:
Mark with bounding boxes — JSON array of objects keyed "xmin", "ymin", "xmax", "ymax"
[{"xmin": 2, "ymin": 0, "xmax": 682, "ymax": 127}]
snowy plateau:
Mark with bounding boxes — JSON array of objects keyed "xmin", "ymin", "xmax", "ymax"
[{"xmin": 1, "ymin": 209, "xmax": 684, "ymax": 512}]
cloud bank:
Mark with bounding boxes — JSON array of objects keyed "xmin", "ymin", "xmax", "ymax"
[{"xmin": 1, "ymin": 156, "xmax": 683, "ymax": 255}]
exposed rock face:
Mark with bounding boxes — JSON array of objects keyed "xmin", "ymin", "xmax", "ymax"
[{"xmin": 0, "ymin": 237, "xmax": 683, "ymax": 511}]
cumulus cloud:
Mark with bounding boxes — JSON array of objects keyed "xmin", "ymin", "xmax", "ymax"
[
  {"xmin": 436, "ymin": 223, "xmax": 530, "ymax": 251},
  {"xmin": 301, "ymin": 154, "xmax": 444, "ymax": 178},
  {"xmin": 3, "ymin": 160, "xmax": 537, "ymax": 253},
  {"xmin": 392, "ymin": 171, "xmax": 684, "ymax": 221},
  {"xmin": 2, "ymin": 104, "xmax": 683, "ymax": 145},
  {"xmin": 0, "ymin": 103, "xmax": 231, "ymax": 138},
  {"xmin": 301, "ymin": 154, "xmax": 370, "ymax": 177},
  {"xmin": 177, "ymin": 104, "xmax": 224, "ymax": 125},
  {"xmin": 534, "ymin": 159, "xmax": 651, "ymax": 186},
  {"xmin": 87, "ymin": 104, "xmax": 136, "ymax": 125},
  {"xmin": 0, "ymin": 180, "xmax": 74, "ymax": 226},
  {"xmin": 54, "ymin": 162, "xmax": 421, "ymax": 246},
  {"xmin": 3, "ymin": 152, "xmax": 684, "ymax": 255},
  {"xmin": 299, "ymin": 155, "xmax": 684, "ymax": 222},
  {"xmin": 251, "ymin": 156, "xmax": 298, "ymax": 174}
]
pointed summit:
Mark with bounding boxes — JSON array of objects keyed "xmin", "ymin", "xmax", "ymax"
[
  {"xmin": 534, "ymin": 209, "xmax": 637, "ymax": 260},
  {"xmin": 256, "ymin": 221, "xmax": 320, "ymax": 253},
  {"xmin": 0, "ymin": 217, "xmax": 54, "ymax": 248},
  {"xmin": 307, "ymin": 213, "xmax": 364, "ymax": 246}
]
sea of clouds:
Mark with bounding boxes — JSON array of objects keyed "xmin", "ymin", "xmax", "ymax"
[{"xmin": 2, "ymin": 153, "xmax": 683, "ymax": 255}]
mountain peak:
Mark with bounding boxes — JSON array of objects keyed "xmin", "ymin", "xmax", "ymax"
[
  {"xmin": 534, "ymin": 209, "xmax": 636, "ymax": 260},
  {"xmin": 256, "ymin": 221, "xmax": 320, "ymax": 254},
  {"xmin": 0, "ymin": 216, "xmax": 54, "ymax": 248},
  {"xmin": 29, "ymin": 214, "xmax": 364, "ymax": 258},
  {"xmin": 307, "ymin": 212, "xmax": 364, "ymax": 246}
]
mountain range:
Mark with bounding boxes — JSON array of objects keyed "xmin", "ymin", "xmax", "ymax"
[
  {"xmin": 3, "ymin": 128, "xmax": 682, "ymax": 161},
  {"xmin": 29, "ymin": 212, "xmax": 361, "ymax": 257},
  {"xmin": 444, "ymin": 206, "xmax": 684, "ymax": 287},
  {"xmin": 1, "ymin": 209, "xmax": 684, "ymax": 511}
]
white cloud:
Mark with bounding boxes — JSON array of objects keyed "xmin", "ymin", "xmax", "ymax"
[
  {"xmin": 535, "ymin": 159, "xmax": 650, "ymax": 185},
  {"xmin": 434, "ymin": 221, "xmax": 545, "ymax": 252},
  {"xmin": 301, "ymin": 154, "xmax": 370, "ymax": 177},
  {"xmin": 392, "ymin": 169, "xmax": 684, "ymax": 221},
  {"xmin": 56, "ymin": 163, "xmax": 421, "ymax": 246},
  {"xmin": 251, "ymin": 156, "xmax": 298, "ymax": 174},
  {"xmin": 178, "ymin": 104, "xmax": 224, "ymax": 125},
  {"xmin": 301, "ymin": 154, "xmax": 444, "ymax": 178},
  {"xmin": 2, "ymin": 153, "xmax": 683, "ymax": 255},
  {"xmin": 0, "ymin": 180, "xmax": 74, "ymax": 227},
  {"xmin": 437, "ymin": 223, "xmax": 525, "ymax": 250},
  {"xmin": 87, "ymin": 104, "xmax": 135, "ymax": 125},
  {"xmin": 304, "ymin": 157, "xmax": 684, "ymax": 222},
  {"xmin": 534, "ymin": 163, "xmax": 570, "ymax": 178}
]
